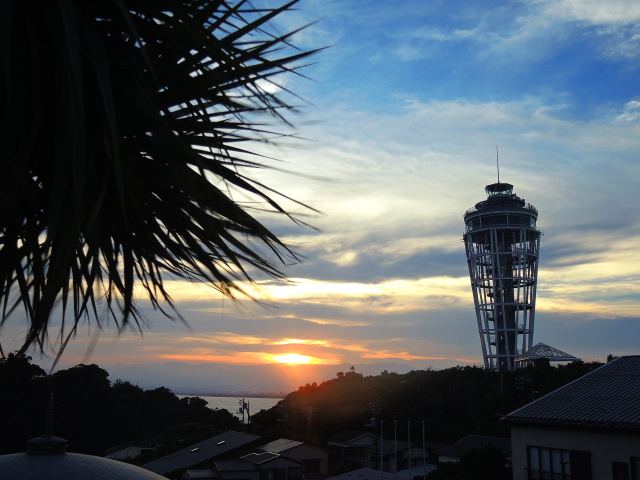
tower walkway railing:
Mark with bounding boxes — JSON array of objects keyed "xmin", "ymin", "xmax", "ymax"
[{"xmin": 464, "ymin": 203, "xmax": 538, "ymax": 216}]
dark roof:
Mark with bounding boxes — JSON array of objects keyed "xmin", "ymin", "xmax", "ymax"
[
  {"xmin": 0, "ymin": 429, "xmax": 164, "ymax": 480},
  {"xmin": 0, "ymin": 452, "xmax": 166, "ymax": 480},
  {"xmin": 214, "ymin": 459, "xmax": 259, "ymax": 472},
  {"xmin": 327, "ymin": 431, "xmax": 375, "ymax": 446},
  {"xmin": 365, "ymin": 439, "xmax": 447, "ymax": 454},
  {"xmin": 433, "ymin": 435, "xmax": 511, "ymax": 458},
  {"xmin": 503, "ymin": 355, "xmax": 640, "ymax": 431},
  {"xmin": 240, "ymin": 452, "xmax": 281, "ymax": 464},
  {"xmin": 184, "ymin": 470, "xmax": 219, "ymax": 480},
  {"xmin": 142, "ymin": 431, "xmax": 260, "ymax": 474},
  {"xmin": 397, "ymin": 465, "xmax": 438, "ymax": 478},
  {"xmin": 365, "ymin": 439, "xmax": 412, "ymax": 453},
  {"xmin": 328, "ymin": 467, "xmax": 409, "ymax": 480},
  {"xmin": 366, "ymin": 439, "xmax": 445, "ymax": 454},
  {"xmin": 258, "ymin": 438, "xmax": 303, "ymax": 453}
]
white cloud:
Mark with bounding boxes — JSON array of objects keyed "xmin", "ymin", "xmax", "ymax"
[
  {"xmin": 546, "ymin": 0, "xmax": 640, "ymax": 24},
  {"xmin": 615, "ymin": 100, "xmax": 640, "ymax": 122},
  {"xmin": 189, "ymin": 101, "xmax": 625, "ymax": 365},
  {"xmin": 9, "ymin": 1, "xmax": 640, "ymax": 379},
  {"xmin": 595, "ymin": 24, "xmax": 640, "ymax": 60}
]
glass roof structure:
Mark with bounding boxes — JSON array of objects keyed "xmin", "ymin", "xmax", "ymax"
[{"xmin": 517, "ymin": 342, "xmax": 580, "ymax": 364}]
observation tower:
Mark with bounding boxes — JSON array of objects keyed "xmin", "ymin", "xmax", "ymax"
[{"xmin": 463, "ymin": 181, "xmax": 541, "ymax": 371}]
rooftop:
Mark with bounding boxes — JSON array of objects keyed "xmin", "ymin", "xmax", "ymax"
[
  {"xmin": 0, "ymin": 451, "xmax": 167, "ymax": 480},
  {"xmin": 240, "ymin": 452, "xmax": 281, "ymax": 464},
  {"xmin": 433, "ymin": 435, "xmax": 511, "ymax": 459},
  {"xmin": 327, "ymin": 431, "xmax": 376, "ymax": 446},
  {"xmin": 258, "ymin": 438, "xmax": 304, "ymax": 453},
  {"xmin": 503, "ymin": 355, "xmax": 640, "ymax": 431},
  {"xmin": 142, "ymin": 430, "xmax": 260, "ymax": 475},
  {"xmin": 516, "ymin": 342, "xmax": 580, "ymax": 364},
  {"xmin": 327, "ymin": 467, "xmax": 409, "ymax": 480}
]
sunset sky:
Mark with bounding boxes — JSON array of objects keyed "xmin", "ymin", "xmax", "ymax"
[{"xmin": 4, "ymin": 0, "xmax": 640, "ymax": 387}]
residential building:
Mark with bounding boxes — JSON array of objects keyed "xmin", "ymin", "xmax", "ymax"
[
  {"xmin": 328, "ymin": 430, "xmax": 440, "ymax": 476},
  {"xmin": 257, "ymin": 438, "xmax": 327, "ymax": 479},
  {"xmin": 182, "ymin": 438, "xmax": 327, "ymax": 480},
  {"xmin": 503, "ymin": 355, "xmax": 640, "ymax": 480},
  {"xmin": 326, "ymin": 467, "xmax": 408, "ymax": 480},
  {"xmin": 327, "ymin": 431, "xmax": 378, "ymax": 475},
  {"xmin": 433, "ymin": 435, "xmax": 511, "ymax": 464},
  {"xmin": 142, "ymin": 431, "xmax": 261, "ymax": 476}
]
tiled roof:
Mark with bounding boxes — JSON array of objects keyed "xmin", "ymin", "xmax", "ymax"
[
  {"xmin": 258, "ymin": 438, "xmax": 303, "ymax": 453},
  {"xmin": 142, "ymin": 431, "xmax": 260, "ymax": 474},
  {"xmin": 503, "ymin": 355, "xmax": 640, "ymax": 430},
  {"xmin": 240, "ymin": 452, "xmax": 281, "ymax": 464},
  {"xmin": 397, "ymin": 465, "xmax": 438, "ymax": 478}
]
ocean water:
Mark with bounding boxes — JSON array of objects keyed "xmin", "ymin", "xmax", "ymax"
[{"xmin": 183, "ymin": 396, "xmax": 282, "ymax": 419}]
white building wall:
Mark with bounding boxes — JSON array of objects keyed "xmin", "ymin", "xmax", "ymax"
[{"xmin": 511, "ymin": 425, "xmax": 640, "ymax": 480}]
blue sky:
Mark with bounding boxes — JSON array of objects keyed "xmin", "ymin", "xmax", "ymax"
[{"xmin": 5, "ymin": 0, "xmax": 640, "ymax": 389}]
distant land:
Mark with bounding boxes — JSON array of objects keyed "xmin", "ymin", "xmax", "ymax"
[{"xmin": 98, "ymin": 361, "xmax": 414, "ymax": 395}]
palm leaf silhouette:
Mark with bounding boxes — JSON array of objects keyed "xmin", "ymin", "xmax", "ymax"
[{"xmin": 0, "ymin": 0, "xmax": 319, "ymax": 357}]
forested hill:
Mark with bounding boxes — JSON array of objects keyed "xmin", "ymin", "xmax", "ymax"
[
  {"xmin": 251, "ymin": 361, "xmax": 603, "ymax": 445},
  {"xmin": 0, "ymin": 353, "xmax": 604, "ymax": 456},
  {"xmin": 0, "ymin": 354, "xmax": 240, "ymax": 456}
]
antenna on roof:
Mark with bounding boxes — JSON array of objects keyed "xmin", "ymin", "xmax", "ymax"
[
  {"xmin": 44, "ymin": 393, "xmax": 55, "ymax": 435},
  {"xmin": 27, "ymin": 393, "xmax": 68, "ymax": 455},
  {"xmin": 496, "ymin": 145, "xmax": 500, "ymax": 183}
]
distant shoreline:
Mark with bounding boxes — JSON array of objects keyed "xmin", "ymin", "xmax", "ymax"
[{"xmin": 174, "ymin": 392, "xmax": 287, "ymax": 399}]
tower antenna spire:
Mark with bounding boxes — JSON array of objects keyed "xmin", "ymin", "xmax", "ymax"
[{"xmin": 496, "ymin": 145, "xmax": 500, "ymax": 183}]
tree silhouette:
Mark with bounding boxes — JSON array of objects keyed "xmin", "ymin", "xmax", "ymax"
[
  {"xmin": 0, "ymin": 355, "xmax": 241, "ymax": 455},
  {"xmin": 1, "ymin": 0, "xmax": 318, "ymax": 357}
]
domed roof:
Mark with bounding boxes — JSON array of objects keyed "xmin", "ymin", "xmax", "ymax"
[
  {"xmin": 0, "ymin": 450, "xmax": 167, "ymax": 480},
  {"xmin": 0, "ymin": 432, "xmax": 166, "ymax": 480},
  {"xmin": 2, "ymin": 393, "xmax": 166, "ymax": 479}
]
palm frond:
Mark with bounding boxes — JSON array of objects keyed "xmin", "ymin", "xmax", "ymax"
[{"xmin": 0, "ymin": 0, "xmax": 320, "ymax": 355}]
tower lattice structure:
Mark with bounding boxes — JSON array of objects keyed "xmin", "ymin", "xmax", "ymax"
[{"xmin": 463, "ymin": 182, "xmax": 541, "ymax": 371}]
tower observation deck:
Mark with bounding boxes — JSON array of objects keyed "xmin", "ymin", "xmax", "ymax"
[{"xmin": 463, "ymin": 182, "xmax": 541, "ymax": 371}]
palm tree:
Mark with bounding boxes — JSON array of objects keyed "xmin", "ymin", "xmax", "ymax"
[{"xmin": 0, "ymin": 0, "xmax": 318, "ymax": 358}]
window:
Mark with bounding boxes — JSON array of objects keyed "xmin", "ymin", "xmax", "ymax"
[
  {"xmin": 495, "ymin": 214, "xmax": 508, "ymax": 225},
  {"xmin": 527, "ymin": 446, "xmax": 592, "ymax": 480}
]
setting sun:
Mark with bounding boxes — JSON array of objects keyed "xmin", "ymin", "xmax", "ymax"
[{"xmin": 272, "ymin": 354, "xmax": 312, "ymax": 364}]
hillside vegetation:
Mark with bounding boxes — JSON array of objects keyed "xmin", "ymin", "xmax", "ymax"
[
  {"xmin": 0, "ymin": 353, "xmax": 240, "ymax": 455},
  {"xmin": 252, "ymin": 361, "xmax": 603, "ymax": 445},
  {"xmin": 0, "ymin": 353, "xmax": 603, "ymax": 456}
]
